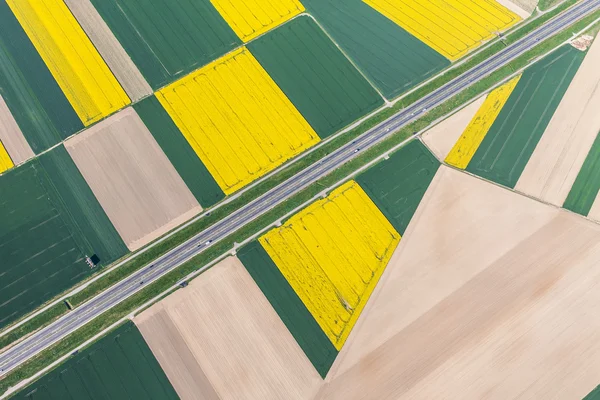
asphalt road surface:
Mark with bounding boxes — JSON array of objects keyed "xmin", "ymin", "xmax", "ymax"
[{"xmin": 1, "ymin": 0, "xmax": 599, "ymax": 378}]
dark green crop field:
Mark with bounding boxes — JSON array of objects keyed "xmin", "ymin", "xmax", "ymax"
[
  {"xmin": 0, "ymin": 2, "xmax": 83, "ymax": 153},
  {"xmin": 564, "ymin": 132, "xmax": 600, "ymax": 217},
  {"xmin": 0, "ymin": 146, "xmax": 126, "ymax": 328},
  {"xmin": 134, "ymin": 96, "xmax": 225, "ymax": 208},
  {"xmin": 91, "ymin": 0, "xmax": 241, "ymax": 90},
  {"xmin": 238, "ymin": 241, "xmax": 337, "ymax": 378},
  {"xmin": 467, "ymin": 45, "xmax": 585, "ymax": 188},
  {"xmin": 249, "ymin": 16, "xmax": 383, "ymax": 138},
  {"xmin": 303, "ymin": 0, "xmax": 449, "ymax": 99},
  {"xmin": 11, "ymin": 322, "xmax": 178, "ymax": 400},
  {"xmin": 356, "ymin": 140, "xmax": 440, "ymax": 235}
]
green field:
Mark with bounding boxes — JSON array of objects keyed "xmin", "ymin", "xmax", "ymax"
[
  {"xmin": 237, "ymin": 241, "xmax": 338, "ymax": 378},
  {"xmin": 11, "ymin": 322, "xmax": 178, "ymax": 400},
  {"xmin": 91, "ymin": 0, "xmax": 241, "ymax": 90},
  {"xmin": 303, "ymin": 0, "xmax": 449, "ymax": 99},
  {"xmin": 356, "ymin": 140, "xmax": 440, "ymax": 235},
  {"xmin": 564, "ymin": 132, "xmax": 600, "ymax": 217},
  {"xmin": 0, "ymin": 2, "xmax": 83, "ymax": 153},
  {"xmin": 0, "ymin": 146, "xmax": 126, "ymax": 328},
  {"xmin": 467, "ymin": 45, "xmax": 585, "ymax": 188},
  {"xmin": 134, "ymin": 96, "xmax": 225, "ymax": 208},
  {"xmin": 249, "ymin": 16, "xmax": 383, "ymax": 138}
]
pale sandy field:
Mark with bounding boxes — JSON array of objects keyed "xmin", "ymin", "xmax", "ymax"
[
  {"xmin": 516, "ymin": 35, "xmax": 600, "ymax": 206},
  {"xmin": 590, "ymin": 192, "xmax": 600, "ymax": 222},
  {"xmin": 0, "ymin": 94, "xmax": 34, "ymax": 165},
  {"xmin": 135, "ymin": 257, "xmax": 322, "ymax": 400},
  {"xmin": 65, "ymin": 107, "xmax": 201, "ymax": 251},
  {"xmin": 421, "ymin": 96, "xmax": 485, "ymax": 160},
  {"xmin": 316, "ymin": 166, "xmax": 600, "ymax": 400},
  {"xmin": 64, "ymin": 0, "xmax": 152, "ymax": 102},
  {"xmin": 497, "ymin": 0, "xmax": 532, "ymax": 18}
]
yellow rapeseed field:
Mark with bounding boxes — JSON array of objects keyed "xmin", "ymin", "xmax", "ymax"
[
  {"xmin": 7, "ymin": 0, "xmax": 129, "ymax": 126},
  {"xmin": 259, "ymin": 180, "xmax": 400, "ymax": 350},
  {"xmin": 0, "ymin": 142, "xmax": 13, "ymax": 174},
  {"xmin": 211, "ymin": 0, "xmax": 305, "ymax": 42},
  {"xmin": 157, "ymin": 47, "xmax": 319, "ymax": 195},
  {"xmin": 446, "ymin": 75, "xmax": 521, "ymax": 169},
  {"xmin": 364, "ymin": 0, "xmax": 521, "ymax": 60}
]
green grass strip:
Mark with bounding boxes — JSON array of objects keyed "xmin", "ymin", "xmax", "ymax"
[{"xmin": 563, "ymin": 132, "xmax": 600, "ymax": 216}]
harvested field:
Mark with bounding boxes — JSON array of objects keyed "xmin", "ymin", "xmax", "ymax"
[
  {"xmin": 496, "ymin": 0, "xmax": 532, "ymax": 18},
  {"xmin": 318, "ymin": 166, "xmax": 600, "ymax": 399},
  {"xmin": 0, "ymin": 146, "xmax": 126, "ymax": 328},
  {"xmin": 157, "ymin": 47, "xmax": 319, "ymax": 195},
  {"xmin": 467, "ymin": 45, "xmax": 584, "ymax": 188},
  {"xmin": 0, "ymin": 95, "xmax": 34, "ymax": 165},
  {"xmin": 259, "ymin": 181, "xmax": 400, "ymax": 351},
  {"xmin": 135, "ymin": 256, "xmax": 323, "ymax": 400},
  {"xmin": 563, "ymin": 132, "xmax": 600, "ymax": 218},
  {"xmin": 134, "ymin": 96, "xmax": 225, "ymax": 208},
  {"xmin": 210, "ymin": 0, "xmax": 304, "ymax": 42},
  {"xmin": 64, "ymin": 0, "xmax": 152, "ymax": 102},
  {"xmin": 6, "ymin": 0, "xmax": 130, "ymax": 126},
  {"xmin": 65, "ymin": 108, "xmax": 202, "ymax": 251},
  {"xmin": 249, "ymin": 16, "xmax": 383, "ymax": 138},
  {"xmin": 590, "ymin": 193, "xmax": 600, "ymax": 222},
  {"xmin": 422, "ymin": 97, "xmax": 486, "ymax": 160},
  {"xmin": 0, "ymin": 1, "xmax": 82, "ymax": 153},
  {"xmin": 91, "ymin": 0, "xmax": 241, "ymax": 89},
  {"xmin": 516, "ymin": 36, "xmax": 600, "ymax": 206},
  {"xmin": 364, "ymin": 0, "xmax": 521, "ymax": 60},
  {"xmin": 12, "ymin": 322, "xmax": 178, "ymax": 400},
  {"xmin": 356, "ymin": 141, "xmax": 440, "ymax": 234},
  {"xmin": 303, "ymin": 0, "xmax": 449, "ymax": 99},
  {"xmin": 446, "ymin": 75, "xmax": 521, "ymax": 169}
]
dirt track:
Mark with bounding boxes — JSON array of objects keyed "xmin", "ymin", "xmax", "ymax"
[
  {"xmin": 516, "ymin": 35, "xmax": 600, "ymax": 206},
  {"xmin": 65, "ymin": 107, "xmax": 201, "ymax": 250},
  {"xmin": 317, "ymin": 167, "xmax": 600, "ymax": 399},
  {"xmin": 135, "ymin": 257, "xmax": 322, "ymax": 400},
  {"xmin": 422, "ymin": 96, "xmax": 485, "ymax": 160}
]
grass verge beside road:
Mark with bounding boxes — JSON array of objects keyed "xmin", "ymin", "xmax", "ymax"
[{"xmin": 1, "ymin": 5, "xmax": 597, "ymax": 395}]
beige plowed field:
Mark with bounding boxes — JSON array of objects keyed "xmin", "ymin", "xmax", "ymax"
[
  {"xmin": 422, "ymin": 97, "xmax": 485, "ymax": 160},
  {"xmin": 590, "ymin": 193, "xmax": 600, "ymax": 222},
  {"xmin": 65, "ymin": 107, "xmax": 201, "ymax": 251},
  {"xmin": 497, "ymin": 0, "xmax": 532, "ymax": 18},
  {"xmin": 135, "ymin": 257, "xmax": 322, "ymax": 400},
  {"xmin": 64, "ymin": 0, "xmax": 152, "ymax": 102},
  {"xmin": 316, "ymin": 166, "xmax": 600, "ymax": 400},
  {"xmin": 516, "ymin": 35, "xmax": 600, "ymax": 206},
  {"xmin": 0, "ymin": 94, "xmax": 34, "ymax": 165}
]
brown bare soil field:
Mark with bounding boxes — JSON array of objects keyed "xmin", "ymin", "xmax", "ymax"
[
  {"xmin": 65, "ymin": 107, "xmax": 201, "ymax": 250},
  {"xmin": 0, "ymin": 94, "xmax": 34, "ymax": 165},
  {"xmin": 135, "ymin": 257, "xmax": 322, "ymax": 400},
  {"xmin": 64, "ymin": 0, "xmax": 152, "ymax": 102},
  {"xmin": 317, "ymin": 166, "xmax": 600, "ymax": 399},
  {"xmin": 497, "ymin": 0, "xmax": 533, "ymax": 18},
  {"xmin": 590, "ymin": 193, "xmax": 600, "ymax": 222},
  {"xmin": 421, "ymin": 96, "xmax": 485, "ymax": 160},
  {"xmin": 516, "ymin": 35, "xmax": 600, "ymax": 206}
]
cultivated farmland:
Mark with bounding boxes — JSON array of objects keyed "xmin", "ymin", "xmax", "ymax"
[
  {"xmin": 12, "ymin": 322, "xmax": 178, "ymax": 400},
  {"xmin": 157, "ymin": 47, "xmax": 320, "ymax": 195},
  {"xmin": 135, "ymin": 256, "xmax": 323, "ymax": 400},
  {"xmin": 364, "ymin": 0, "xmax": 521, "ymax": 60},
  {"xmin": 0, "ymin": 146, "xmax": 126, "ymax": 328},
  {"xmin": 0, "ymin": 95, "xmax": 34, "ymax": 167},
  {"xmin": 65, "ymin": 107, "xmax": 202, "ymax": 251},
  {"xmin": 317, "ymin": 166, "xmax": 600, "ymax": 400},
  {"xmin": 6, "ymin": 0, "xmax": 130, "ymax": 126},
  {"xmin": 303, "ymin": 0, "xmax": 449, "ymax": 99}
]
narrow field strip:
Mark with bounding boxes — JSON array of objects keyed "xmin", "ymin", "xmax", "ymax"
[
  {"xmin": 563, "ymin": 132, "xmax": 600, "ymax": 218},
  {"xmin": 211, "ymin": 0, "xmax": 304, "ymax": 42},
  {"xmin": 259, "ymin": 180, "xmax": 400, "ymax": 350},
  {"xmin": 364, "ymin": 0, "xmax": 521, "ymax": 60},
  {"xmin": 157, "ymin": 47, "xmax": 320, "ymax": 195},
  {"xmin": 0, "ymin": 96, "xmax": 34, "ymax": 166},
  {"xmin": 0, "ymin": 142, "xmax": 13, "ymax": 174},
  {"xmin": 6, "ymin": 0, "xmax": 130, "ymax": 126},
  {"xmin": 445, "ymin": 75, "xmax": 521, "ymax": 169}
]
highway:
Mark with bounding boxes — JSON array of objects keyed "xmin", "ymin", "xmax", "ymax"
[{"xmin": 1, "ymin": 0, "xmax": 599, "ymax": 378}]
